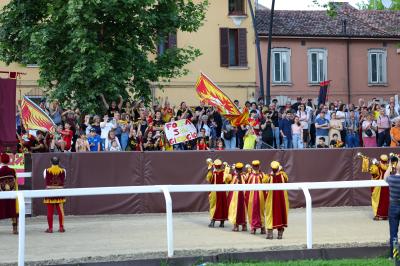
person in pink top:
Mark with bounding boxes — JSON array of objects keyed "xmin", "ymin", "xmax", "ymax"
[{"xmin": 291, "ymin": 116, "xmax": 304, "ymax": 149}]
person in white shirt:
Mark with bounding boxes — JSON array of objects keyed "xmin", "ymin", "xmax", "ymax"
[{"xmin": 100, "ymin": 115, "xmax": 113, "ymax": 150}]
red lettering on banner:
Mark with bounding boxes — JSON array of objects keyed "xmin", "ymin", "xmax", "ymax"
[
  {"xmin": 173, "ymin": 129, "xmax": 179, "ymax": 136},
  {"xmin": 166, "ymin": 124, "xmax": 172, "ymax": 130},
  {"xmin": 185, "ymin": 119, "xmax": 191, "ymax": 125}
]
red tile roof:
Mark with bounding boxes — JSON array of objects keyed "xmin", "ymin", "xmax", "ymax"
[{"xmin": 256, "ymin": 2, "xmax": 400, "ymax": 38}]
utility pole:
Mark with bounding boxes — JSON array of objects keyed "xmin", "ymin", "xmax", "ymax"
[
  {"xmin": 265, "ymin": 0, "xmax": 275, "ymax": 105},
  {"xmin": 248, "ymin": 0, "xmax": 264, "ymax": 102}
]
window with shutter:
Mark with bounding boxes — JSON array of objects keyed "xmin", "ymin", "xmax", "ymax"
[
  {"xmin": 368, "ymin": 49, "xmax": 387, "ymax": 84},
  {"xmin": 237, "ymin": 28, "xmax": 247, "ymax": 67},
  {"xmin": 220, "ymin": 28, "xmax": 229, "ymax": 67},
  {"xmin": 228, "ymin": 0, "xmax": 245, "ymax": 15},
  {"xmin": 220, "ymin": 28, "xmax": 247, "ymax": 68}
]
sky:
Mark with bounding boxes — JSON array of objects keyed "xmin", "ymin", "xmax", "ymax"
[{"xmin": 259, "ymin": 0, "xmax": 367, "ymax": 10}]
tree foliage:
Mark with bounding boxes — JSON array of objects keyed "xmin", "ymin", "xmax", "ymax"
[
  {"xmin": 356, "ymin": 0, "xmax": 400, "ymax": 10},
  {"xmin": 0, "ymin": 0, "xmax": 208, "ymax": 112}
]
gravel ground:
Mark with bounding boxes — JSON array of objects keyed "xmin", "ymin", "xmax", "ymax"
[{"xmin": 0, "ymin": 206, "xmax": 389, "ymax": 265}]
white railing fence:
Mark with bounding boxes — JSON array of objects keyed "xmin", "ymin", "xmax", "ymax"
[{"xmin": 0, "ymin": 175, "xmax": 388, "ymax": 266}]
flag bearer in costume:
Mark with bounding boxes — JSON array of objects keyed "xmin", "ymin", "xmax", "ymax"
[
  {"xmin": 44, "ymin": 157, "xmax": 66, "ymax": 233},
  {"xmin": 263, "ymin": 161, "xmax": 289, "ymax": 239},
  {"xmin": 370, "ymin": 154, "xmax": 389, "ymax": 220},
  {"xmin": 246, "ymin": 160, "xmax": 266, "ymax": 234},
  {"xmin": 224, "ymin": 162, "xmax": 247, "ymax": 232},
  {"xmin": 206, "ymin": 158, "xmax": 228, "ymax": 227},
  {"xmin": 0, "ymin": 153, "xmax": 18, "ymax": 234}
]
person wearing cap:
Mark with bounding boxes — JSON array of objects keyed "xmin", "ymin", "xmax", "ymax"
[
  {"xmin": 263, "ymin": 161, "xmax": 289, "ymax": 239},
  {"xmin": 370, "ymin": 154, "xmax": 390, "ymax": 220},
  {"xmin": 245, "ymin": 160, "xmax": 266, "ymax": 234},
  {"xmin": 88, "ymin": 128, "xmax": 101, "ymax": 152},
  {"xmin": 224, "ymin": 162, "xmax": 247, "ymax": 232},
  {"xmin": 206, "ymin": 159, "xmax": 228, "ymax": 228},
  {"xmin": 43, "ymin": 157, "xmax": 67, "ymax": 233},
  {"xmin": 0, "ymin": 153, "xmax": 18, "ymax": 234}
]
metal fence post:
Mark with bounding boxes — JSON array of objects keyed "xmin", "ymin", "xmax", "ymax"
[
  {"xmin": 17, "ymin": 191, "xmax": 26, "ymax": 266},
  {"xmin": 300, "ymin": 186, "xmax": 313, "ymax": 249},
  {"xmin": 159, "ymin": 186, "xmax": 174, "ymax": 257}
]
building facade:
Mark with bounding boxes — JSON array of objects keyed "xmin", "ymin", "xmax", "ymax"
[
  {"xmin": 154, "ymin": 0, "xmax": 257, "ymax": 106},
  {"xmin": 256, "ymin": 3, "xmax": 400, "ymax": 104}
]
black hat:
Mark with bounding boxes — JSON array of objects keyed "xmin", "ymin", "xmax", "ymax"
[{"xmin": 51, "ymin": 157, "xmax": 59, "ymax": 165}]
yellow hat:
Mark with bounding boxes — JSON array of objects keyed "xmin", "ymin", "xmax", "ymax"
[
  {"xmin": 271, "ymin": 161, "xmax": 280, "ymax": 170},
  {"xmin": 251, "ymin": 160, "xmax": 260, "ymax": 166},
  {"xmin": 214, "ymin": 159, "xmax": 222, "ymax": 166},
  {"xmin": 235, "ymin": 162, "xmax": 244, "ymax": 169},
  {"xmin": 380, "ymin": 154, "xmax": 388, "ymax": 162}
]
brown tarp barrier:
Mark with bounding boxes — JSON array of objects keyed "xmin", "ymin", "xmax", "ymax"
[
  {"xmin": 0, "ymin": 78, "xmax": 17, "ymax": 151},
  {"xmin": 31, "ymin": 148, "xmax": 400, "ymax": 216}
]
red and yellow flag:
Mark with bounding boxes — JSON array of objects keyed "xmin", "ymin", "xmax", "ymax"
[
  {"xmin": 195, "ymin": 73, "xmax": 248, "ymax": 126},
  {"xmin": 21, "ymin": 97, "xmax": 56, "ymax": 133}
]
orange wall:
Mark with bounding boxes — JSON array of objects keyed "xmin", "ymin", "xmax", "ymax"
[{"xmin": 257, "ymin": 37, "xmax": 400, "ymax": 104}]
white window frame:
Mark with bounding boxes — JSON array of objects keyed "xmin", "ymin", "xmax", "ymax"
[
  {"xmin": 368, "ymin": 49, "xmax": 387, "ymax": 85},
  {"xmin": 272, "ymin": 48, "xmax": 291, "ymax": 84},
  {"xmin": 307, "ymin": 48, "xmax": 328, "ymax": 84}
]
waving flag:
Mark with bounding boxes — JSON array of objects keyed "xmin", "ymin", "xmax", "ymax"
[
  {"xmin": 195, "ymin": 73, "xmax": 248, "ymax": 126},
  {"xmin": 196, "ymin": 73, "xmax": 241, "ymax": 115},
  {"xmin": 21, "ymin": 97, "xmax": 56, "ymax": 133}
]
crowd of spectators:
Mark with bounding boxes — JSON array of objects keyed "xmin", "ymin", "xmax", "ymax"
[{"xmin": 15, "ymin": 94, "xmax": 400, "ymax": 153}]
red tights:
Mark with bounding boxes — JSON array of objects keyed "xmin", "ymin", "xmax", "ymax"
[{"xmin": 46, "ymin": 204, "xmax": 64, "ymax": 230}]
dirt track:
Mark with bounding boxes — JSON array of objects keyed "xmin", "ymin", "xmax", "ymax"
[{"xmin": 0, "ymin": 206, "xmax": 389, "ymax": 265}]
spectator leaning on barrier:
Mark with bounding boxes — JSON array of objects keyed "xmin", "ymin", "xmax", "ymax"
[
  {"xmin": 377, "ymin": 109, "xmax": 391, "ymax": 147},
  {"xmin": 279, "ymin": 112, "xmax": 293, "ymax": 149}
]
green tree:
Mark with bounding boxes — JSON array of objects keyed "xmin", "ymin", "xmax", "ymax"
[
  {"xmin": 0, "ymin": 0, "xmax": 208, "ymax": 113},
  {"xmin": 356, "ymin": 0, "xmax": 400, "ymax": 10}
]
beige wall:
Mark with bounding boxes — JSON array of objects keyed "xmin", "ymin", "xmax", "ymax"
[
  {"xmin": 155, "ymin": 0, "xmax": 257, "ymax": 106},
  {"xmin": 257, "ymin": 37, "xmax": 400, "ymax": 104}
]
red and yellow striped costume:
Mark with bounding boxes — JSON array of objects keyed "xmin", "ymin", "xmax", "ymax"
[
  {"xmin": 246, "ymin": 168, "xmax": 266, "ymax": 234},
  {"xmin": 370, "ymin": 160, "xmax": 389, "ymax": 220},
  {"xmin": 206, "ymin": 165, "xmax": 228, "ymax": 223},
  {"xmin": 224, "ymin": 165, "xmax": 247, "ymax": 231},
  {"xmin": 44, "ymin": 165, "xmax": 66, "ymax": 232}
]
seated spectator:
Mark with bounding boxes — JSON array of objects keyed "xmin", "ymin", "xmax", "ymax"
[
  {"xmin": 75, "ymin": 132, "xmax": 90, "ymax": 152},
  {"xmin": 215, "ymin": 139, "xmax": 224, "ymax": 150},
  {"xmin": 105, "ymin": 130, "xmax": 121, "ymax": 151},
  {"xmin": 109, "ymin": 140, "xmax": 122, "ymax": 151},
  {"xmin": 390, "ymin": 119, "xmax": 400, "ymax": 147},
  {"xmin": 329, "ymin": 134, "xmax": 344, "ymax": 148},
  {"xmin": 197, "ymin": 137, "xmax": 209, "ymax": 150},
  {"xmin": 316, "ymin": 137, "xmax": 328, "ymax": 148}
]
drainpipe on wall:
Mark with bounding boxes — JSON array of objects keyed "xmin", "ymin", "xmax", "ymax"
[{"xmin": 347, "ymin": 39, "xmax": 351, "ymax": 104}]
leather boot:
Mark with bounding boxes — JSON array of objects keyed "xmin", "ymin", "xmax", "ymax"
[
  {"xmin": 260, "ymin": 227, "xmax": 266, "ymax": 235},
  {"xmin": 12, "ymin": 223, "xmax": 18, "ymax": 235},
  {"xmin": 232, "ymin": 224, "xmax": 239, "ymax": 232},
  {"xmin": 219, "ymin": 221, "xmax": 225, "ymax": 228},
  {"xmin": 242, "ymin": 224, "xmax": 247, "ymax": 231},
  {"xmin": 208, "ymin": 219, "xmax": 215, "ymax": 228},
  {"xmin": 250, "ymin": 228, "xmax": 256, "ymax": 234},
  {"xmin": 277, "ymin": 228, "xmax": 284, "ymax": 239},
  {"xmin": 266, "ymin": 229, "xmax": 273, "ymax": 239}
]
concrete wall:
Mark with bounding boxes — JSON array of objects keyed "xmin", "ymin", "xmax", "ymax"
[{"xmin": 257, "ymin": 37, "xmax": 400, "ymax": 104}]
